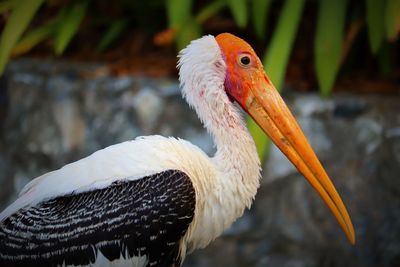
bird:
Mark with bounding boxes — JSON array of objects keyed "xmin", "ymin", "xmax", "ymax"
[{"xmin": 0, "ymin": 33, "xmax": 355, "ymax": 267}]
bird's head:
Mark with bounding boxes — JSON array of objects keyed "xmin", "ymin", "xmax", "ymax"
[
  {"xmin": 178, "ymin": 33, "xmax": 355, "ymax": 244},
  {"xmin": 215, "ymin": 33, "xmax": 267, "ymax": 108}
]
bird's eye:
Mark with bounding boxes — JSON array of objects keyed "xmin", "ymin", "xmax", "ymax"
[{"xmin": 238, "ymin": 54, "xmax": 251, "ymax": 67}]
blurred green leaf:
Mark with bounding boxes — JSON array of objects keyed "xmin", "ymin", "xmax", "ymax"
[
  {"xmin": 247, "ymin": 0, "xmax": 305, "ymax": 161},
  {"xmin": 166, "ymin": 0, "xmax": 193, "ymax": 29},
  {"xmin": 12, "ymin": 20, "xmax": 57, "ymax": 57},
  {"xmin": 263, "ymin": 0, "xmax": 305, "ymax": 91},
  {"xmin": 54, "ymin": 1, "xmax": 88, "ymax": 55},
  {"xmin": 196, "ymin": 0, "xmax": 226, "ymax": 24},
  {"xmin": 0, "ymin": 0, "xmax": 45, "ymax": 74},
  {"xmin": 252, "ymin": 0, "xmax": 273, "ymax": 39},
  {"xmin": 385, "ymin": 0, "xmax": 400, "ymax": 41},
  {"xmin": 0, "ymin": 0, "xmax": 14, "ymax": 14},
  {"xmin": 366, "ymin": 0, "xmax": 385, "ymax": 54},
  {"xmin": 166, "ymin": 0, "xmax": 194, "ymax": 49},
  {"xmin": 177, "ymin": 18, "xmax": 201, "ymax": 50},
  {"xmin": 96, "ymin": 18, "xmax": 129, "ymax": 52},
  {"xmin": 314, "ymin": 0, "xmax": 347, "ymax": 97},
  {"xmin": 247, "ymin": 117, "xmax": 272, "ymax": 162},
  {"xmin": 227, "ymin": 0, "xmax": 248, "ymax": 28}
]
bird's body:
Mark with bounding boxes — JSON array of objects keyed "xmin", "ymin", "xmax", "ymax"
[{"xmin": 0, "ymin": 33, "xmax": 354, "ymax": 267}]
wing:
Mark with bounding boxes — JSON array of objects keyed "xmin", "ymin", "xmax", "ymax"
[
  {"xmin": 0, "ymin": 170, "xmax": 196, "ymax": 267},
  {"xmin": 0, "ymin": 136, "xmax": 209, "ymax": 222}
]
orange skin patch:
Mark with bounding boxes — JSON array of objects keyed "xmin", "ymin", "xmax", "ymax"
[{"xmin": 215, "ymin": 33, "xmax": 271, "ymax": 109}]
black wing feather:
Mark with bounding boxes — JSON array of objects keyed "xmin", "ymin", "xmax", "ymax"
[{"xmin": 0, "ymin": 169, "xmax": 196, "ymax": 267}]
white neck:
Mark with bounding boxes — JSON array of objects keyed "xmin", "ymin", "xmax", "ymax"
[
  {"xmin": 207, "ymin": 95, "xmax": 261, "ymax": 225},
  {"xmin": 211, "ymin": 104, "xmax": 260, "ymax": 206},
  {"xmin": 178, "ymin": 35, "xmax": 261, "ymax": 251}
]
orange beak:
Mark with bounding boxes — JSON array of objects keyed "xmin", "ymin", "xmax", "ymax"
[{"xmin": 246, "ymin": 74, "xmax": 355, "ymax": 244}]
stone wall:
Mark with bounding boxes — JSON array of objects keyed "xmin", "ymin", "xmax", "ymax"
[{"xmin": 1, "ymin": 59, "xmax": 399, "ymax": 267}]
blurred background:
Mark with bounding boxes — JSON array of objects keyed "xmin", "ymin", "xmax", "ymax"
[{"xmin": 0, "ymin": 0, "xmax": 399, "ymax": 266}]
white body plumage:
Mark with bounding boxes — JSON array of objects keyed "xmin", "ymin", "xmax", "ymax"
[{"xmin": 0, "ymin": 35, "xmax": 261, "ymax": 266}]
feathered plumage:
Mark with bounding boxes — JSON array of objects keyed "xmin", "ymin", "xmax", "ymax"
[{"xmin": 0, "ymin": 33, "xmax": 355, "ymax": 267}]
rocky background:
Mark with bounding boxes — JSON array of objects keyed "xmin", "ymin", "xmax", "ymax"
[{"xmin": 0, "ymin": 59, "xmax": 399, "ymax": 267}]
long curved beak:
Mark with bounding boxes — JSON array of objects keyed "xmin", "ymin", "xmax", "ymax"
[{"xmin": 245, "ymin": 74, "xmax": 355, "ymax": 244}]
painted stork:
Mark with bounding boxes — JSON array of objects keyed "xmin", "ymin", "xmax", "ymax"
[{"xmin": 0, "ymin": 33, "xmax": 355, "ymax": 267}]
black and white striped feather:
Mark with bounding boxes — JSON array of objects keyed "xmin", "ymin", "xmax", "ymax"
[{"xmin": 0, "ymin": 169, "xmax": 196, "ymax": 267}]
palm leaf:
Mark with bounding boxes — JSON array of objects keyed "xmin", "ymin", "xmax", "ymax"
[
  {"xmin": 252, "ymin": 0, "xmax": 273, "ymax": 39},
  {"xmin": 196, "ymin": 0, "xmax": 226, "ymax": 24},
  {"xmin": 12, "ymin": 20, "xmax": 57, "ymax": 57},
  {"xmin": 177, "ymin": 18, "xmax": 201, "ymax": 51},
  {"xmin": 385, "ymin": 0, "xmax": 400, "ymax": 41},
  {"xmin": 0, "ymin": 0, "xmax": 45, "ymax": 74},
  {"xmin": 96, "ymin": 18, "xmax": 129, "ymax": 52},
  {"xmin": 314, "ymin": 0, "xmax": 348, "ymax": 97},
  {"xmin": 227, "ymin": 0, "xmax": 248, "ymax": 28},
  {"xmin": 366, "ymin": 0, "xmax": 385, "ymax": 54},
  {"xmin": 166, "ymin": 0, "xmax": 193, "ymax": 29},
  {"xmin": 54, "ymin": 1, "xmax": 88, "ymax": 55}
]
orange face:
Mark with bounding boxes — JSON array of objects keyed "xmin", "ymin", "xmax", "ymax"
[
  {"xmin": 216, "ymin": 33, "xmax": 355, "ymax": 245},
  {"xmin": 216, "ymin": 33, "xmax": 271, "ymax": 109}
]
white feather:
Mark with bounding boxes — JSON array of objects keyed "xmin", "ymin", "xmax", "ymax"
[
  {"xmin": 0, "ymin": 136, "xmax": 212, "ymax": 222},
  {"xmin": 78, "ymin": 250, "xmax": 148, "ymax": 267},
  {"xmin": 1, "ymin": 34, "xmax": 262, "ymax": 262}
]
